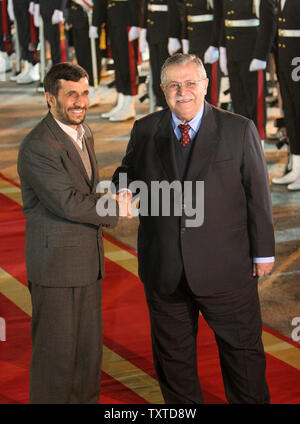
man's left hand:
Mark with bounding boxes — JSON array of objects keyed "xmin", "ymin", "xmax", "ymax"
[{"xmin": 252, "ymin": 262, "xmax": 274, "ymax": 277}]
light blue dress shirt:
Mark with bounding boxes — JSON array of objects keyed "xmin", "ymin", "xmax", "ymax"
[{"xmin": 171, "ymin": 105, "xmax": 205, "ymax": 142}]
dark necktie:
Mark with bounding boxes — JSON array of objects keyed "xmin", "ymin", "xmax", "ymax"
[{"xmin": 178, "ymin": 124, "xmax": 191, "ymax": 147}]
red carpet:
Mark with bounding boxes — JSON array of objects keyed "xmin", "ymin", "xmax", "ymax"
[{"xmin": 0, "ymin": 177, "xmax": 299, "ymax": 404}]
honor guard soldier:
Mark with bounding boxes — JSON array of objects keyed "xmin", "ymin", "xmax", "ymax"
[
  {"xmin": 140, "ymin": 0, "xmax": 169, "ymax": 109},
  {"xmin": 181, "ymin": 0, "xmax": 222, "ymax": 105},
  {"xmin": 167, "ymin": 0, "xmax": 184, "ymax": 55},
  {"xmin": 68, "ymin": 0, "xmax": 102, "ymax": 106},
  {"xmin": 8, "ymin": 0, "xmax": 39, "ymax": 84},
  {"xmin": 32, "ymin": 0, "xmax": 69, "ymax": 65},
  {"xmin": 219, "ymin": 0, "xmax": 276, "ymax": 140},
  {"xmin": 93, "ymin": 0, "xmax": 139, "ymax": 121},
  {"xmin": 272, "ymin": 0, "xmax": 300, "ymax": 190},
  {"xmin": 0, "ymin": 0, "xmax": 12, "ymax": 73}
]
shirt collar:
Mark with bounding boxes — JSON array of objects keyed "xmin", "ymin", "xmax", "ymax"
[
  {"xmin": 171, "ymin": 104, "xmax": 205, "ymax": 133},
  {"xmin": 53, "ymin": 114, "xmax": 85, "ymax": 144}
]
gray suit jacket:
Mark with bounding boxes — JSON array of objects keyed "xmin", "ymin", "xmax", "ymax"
[{"xmin": 18, "ymin": 112, "xmax": 118, "ymax": 287}]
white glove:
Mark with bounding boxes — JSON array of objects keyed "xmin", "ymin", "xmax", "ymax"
[
  {"xmin": 89, "ymin": 25, "xmax": 98, "ymax": 39},
  {"xmin": 7, "ymin": 0, "xmax": 15, "ymax": 21},
  {"xmin": 28, "ymin": 1, "xmax": 35, "ymax": 15},
  {"xmin": 204, "ymin": 46, "xmax": 219, "ymax": 64},
  {"xmin": 181, "ymin": 39, "xmax": 189, "ymax": 54},
  {"xmin": 139, "ymin": 28, "xmax": 148, "ymax": 53},
  {"xmin": 128, "ymin": 26, "xmax": 139, "ymax": 42},
  {"xmin": 52, "ymin": 9, "xmax": 64, "ymax": 25},
  {"xmin": 168, "ymin": 37, "xmax": 181, "ymax": 55},
  {"xmin": 33, "ymin": 3, "xmax": 41, "ymax": 27},
  {"xmin": 249, "ymin": 58, "xmax": 267, "ymax": 72},
  {"xmin": 219, "ymin": 47, "xmax": 228, "ymax": 75}
]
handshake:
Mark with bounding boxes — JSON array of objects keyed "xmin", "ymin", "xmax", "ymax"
[{"xmin": 112, "ymin": 190, "xmax": 134, "ymax": 219}]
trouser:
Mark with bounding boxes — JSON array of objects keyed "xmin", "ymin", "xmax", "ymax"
[
  {"xmin": 13, "ymin": 0, "xmax": 36, "ymax": 63},
  {"xmin": 278, "ymin": 65, "xmax": 300, "ymax": 155},
  {"xmin": 72, "ymin": 28, "xmax": 101, "ymax": 88},
  {"xmin": 227, "ymin": 59, "xmax": 266, "ymax": 139},
  {"xmin": 148, "ymin": 40, "xmax": 168, "ymax": 107},
  {"xmin": 189, "ymin": 47, "xmax": 220, "ymax": 106},
  {"xmin": 108, "ymin": 21, "xmax": 138, "ymax": 95},
  {"xmin": 69, "ymin": 4, "xmax": 101, "ymax": 87},
  {"xmin": 40, "ymin": 12, "xmax": 69, "ymax": 65},
  {"xmin": 203, "ymin": 62, "xmax": 220, "ymax": 106},
  {"xmin": 28, "ymin": 279, "xmax": 102, "ymax": 404},
  {"xmin": 0, "ymin": 0, "xmax": 12, "ymax": 53},
  {"xmin": 144, "ymin": 274, "xmax": 270, "ymax": 404}
]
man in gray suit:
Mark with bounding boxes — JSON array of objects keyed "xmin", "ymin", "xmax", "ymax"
[{"xmin": 17, "ymin": 62, "xmax": 118, "ymax": 403}]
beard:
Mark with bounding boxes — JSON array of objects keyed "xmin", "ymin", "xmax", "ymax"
[{"xmin": 54, "ymin": 99, "xmax": 87, "ymax": 126}]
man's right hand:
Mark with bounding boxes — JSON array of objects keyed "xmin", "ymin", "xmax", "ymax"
[{"xmin": 112, "ymin": 190, "xmax": 133, "ymax": 219}]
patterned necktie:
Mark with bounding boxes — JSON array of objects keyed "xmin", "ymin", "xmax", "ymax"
[
  {"xmin": 178, "ymin": 124, "xmax": 191, "ymax": 147},
  {"xmin": 76, "ymin": 126, "xmax": 84, "ymax": 150}
]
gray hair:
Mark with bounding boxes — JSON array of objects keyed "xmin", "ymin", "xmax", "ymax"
[{"xmin": 160, "ymin": 53, "xmax": 207, "ymax": 86}]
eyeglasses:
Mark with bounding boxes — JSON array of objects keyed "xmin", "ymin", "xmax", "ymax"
[{"xmin": 165, "ymin": 79, "xmax": 206, "ymax": 91}]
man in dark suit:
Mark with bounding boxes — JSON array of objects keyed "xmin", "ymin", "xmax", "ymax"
[
  {"xmin": 18, "ymin": 62, "xmax": 118, "ymax": 403},
  {"xmin": 112, "ymin": 53, "xmax": 275, "ymax": 403}
]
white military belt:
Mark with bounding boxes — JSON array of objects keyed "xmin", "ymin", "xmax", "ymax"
[
  {"xmin": 148, "ymin": 4, "xmax": 168, "ymax": 12},
  {"xmin": 187, "ymin": 14, "xmax": 214, "ymax": 23},
  {"xmin": 225, "ymin": 18, "xmax": 259, "ymax": 27},
  {"xmin": 278, "ymin": 29, "xmax": 300, "ymax": 37}
]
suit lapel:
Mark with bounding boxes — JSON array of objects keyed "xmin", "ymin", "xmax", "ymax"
[
  {"xmin": 44, "ymin": 112, "xmax": 94, "ymax": 188},
  {"xmin": 84, "ymin": 128, "xmax": 99, "ymax": 190},
  {"xmin": 184, "ymin": 102, "xmax": 220, "ymax": 182},
  {"xmin": 154, "ymin": 110, "xmax": 180, "ymax": 182}
]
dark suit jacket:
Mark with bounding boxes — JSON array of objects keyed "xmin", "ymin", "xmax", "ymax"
[
  {"xmin": 18, "ymin": 112, "xmax": 118, "ymax": 287},
  {"xmin": 112, "ymin": 102, "xmax": 275, "ymax": 296}
]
